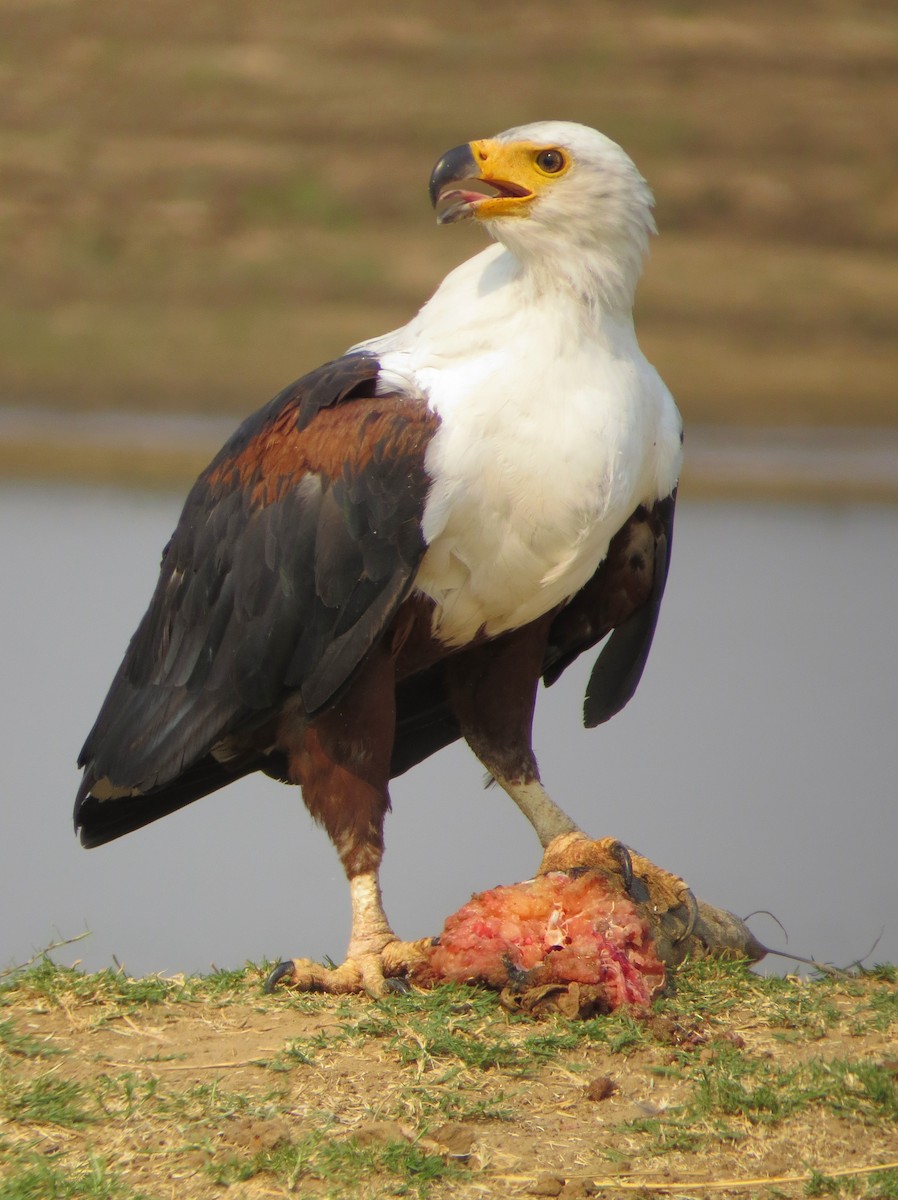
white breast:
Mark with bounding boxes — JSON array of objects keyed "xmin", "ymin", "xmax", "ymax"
[{"xmin": 359, "ymin": 245, "xmax": 682, "ymax": 647}]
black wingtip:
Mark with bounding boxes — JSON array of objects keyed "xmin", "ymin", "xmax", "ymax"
[
  {"xmin": 582, "ymin": 603, "xmax": 654, "ymax": 727},
  {"xmin": 582, "ymin": 508, "xmax": 674, "ymax": 727}
]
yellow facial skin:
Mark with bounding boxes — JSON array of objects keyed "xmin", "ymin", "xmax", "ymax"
[
  {"xmin": 466, "ymin": 140, "xmax": 572, "ymax": 219},
  {"xmin": 429, "ymin": 140, "xmax": 573, "ymax": 224}
]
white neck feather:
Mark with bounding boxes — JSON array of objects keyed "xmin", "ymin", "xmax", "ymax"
[{"xmin": 484, "ymin": 208, "xmax": 652, "ymax": 317}]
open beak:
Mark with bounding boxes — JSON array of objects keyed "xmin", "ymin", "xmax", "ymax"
[{"xmin": 429, "ymin": 141, "xmax": 532, "ymax": 225}]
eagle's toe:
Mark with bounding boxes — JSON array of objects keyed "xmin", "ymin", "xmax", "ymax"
[{"xmin": 264, "ymin": 939, "xmax": 431, "ymax": 999}]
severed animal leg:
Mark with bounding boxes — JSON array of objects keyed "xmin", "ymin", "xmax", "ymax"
[
  {"xmin": 538, "ymin": 831, "xmax": 770, "ymax": 966},
  {"xmin": 447, "ymin": 616, "xmax": 583, "ymax": 847},
  {"xmin": 265, "ymin": 646, "xmax": 429, "ymax": 997}
]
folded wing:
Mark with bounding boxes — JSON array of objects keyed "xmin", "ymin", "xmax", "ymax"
[{"xmin": 76, "ymin": 353, "xmax": 438, "ymax": 843}]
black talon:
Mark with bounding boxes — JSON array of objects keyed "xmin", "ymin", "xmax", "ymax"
[
  {"xmin": 264, "ymin": 960, "xmax": 296, "ymax": 993},
  {"xmin": 674, "ymin": 889, "xmax": 699, "ymax": 944},
  {"xmin": 610, "ymin": 840, "xmax": 634, "ymax": 895},
  {"xmin": 384, "ymin": 975, "xmax": 412, "ymax": 995}
]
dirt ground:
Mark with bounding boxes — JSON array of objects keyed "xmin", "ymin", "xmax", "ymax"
[
  {"xmin": 2, "ymin": 962, "xmax": 897, "ymax": 1198},
  {"xmin": 1, "ymin": 1, "xmax": 896, "ymax": 435}
]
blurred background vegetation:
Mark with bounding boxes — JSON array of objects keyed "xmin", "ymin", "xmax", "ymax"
[{"xmin": 1, "ymin": 0, "xmax": 896, "ymax": 484}]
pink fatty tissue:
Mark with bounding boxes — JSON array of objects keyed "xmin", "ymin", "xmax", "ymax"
[{"xmin": 421, "ymin": 870, "xmax": 664, "ymax": 1010}]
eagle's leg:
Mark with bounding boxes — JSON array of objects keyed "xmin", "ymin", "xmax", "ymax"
[
  {"xmin": 266, "ymin": 647, "xmax": 429, "ymax": 997},
  {"xmin": 266, "ymin": 870, "xmax": 428, "ymax": 997},
  {"xmin": 448, "ymin": 616, "xmax": 583, "ymax": 848}
]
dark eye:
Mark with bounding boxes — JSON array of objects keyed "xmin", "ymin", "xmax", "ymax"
[{"xmin": 535, "ymin": 148, "xmax": 565, "ymax": 174}]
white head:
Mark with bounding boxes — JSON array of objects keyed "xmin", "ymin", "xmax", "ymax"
[{"xmin": 429, "ymin": 121, "xmax": 656, "ymax": 312}]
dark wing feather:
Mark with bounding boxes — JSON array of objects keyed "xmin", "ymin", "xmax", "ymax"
[
  {"xmin": 76, "ymin": 353, "xmax": 437, "ymax": 842},
  {"xmin": 390, "ymin": 661, "xmax": 460, "ymax": 778},
  {"xmin": 543, "ymin": 491, "xmax": 676, "ymax": 726}
]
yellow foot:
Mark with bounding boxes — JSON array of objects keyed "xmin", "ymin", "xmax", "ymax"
[
  {"xmin": 538, "ymin": 832, "xmax": 697, "ymax": 939},
  {"xmin": 264, "ymin": 938, "xmax": 432, "ymax": 998}
]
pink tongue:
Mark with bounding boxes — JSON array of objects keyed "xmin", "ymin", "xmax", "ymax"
[
  {"xmin": 451, "ymin": 189, "xmax": 490, "ymax": 204},
  {"xmin": 436, "ymin": 189, "xmax": 486, "ymax": 225},
  {"xmin": 439, "ymin": 188, "xmax": 489, "ymax": 210}
]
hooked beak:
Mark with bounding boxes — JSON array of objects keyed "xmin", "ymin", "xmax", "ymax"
[{"xmin": 429, "ymin": 141, "xmax": 532, "ymax": 225}]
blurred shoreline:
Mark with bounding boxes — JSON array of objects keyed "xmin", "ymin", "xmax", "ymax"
[{"xmin": 2, "ymin": 405, "xmax": 896, "ymax": 503}]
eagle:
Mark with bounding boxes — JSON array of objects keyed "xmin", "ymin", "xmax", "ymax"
[{"xmin": 75, "ymin": 121, "xmax": 683, "ymax": 996}]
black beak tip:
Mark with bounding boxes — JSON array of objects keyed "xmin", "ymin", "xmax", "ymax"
[{"xmin": 428, "ymin": 142, "xmax": 478, "ymax": 208}]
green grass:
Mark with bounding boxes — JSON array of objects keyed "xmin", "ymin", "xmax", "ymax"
[
  {"xmin": 0, "ymin": 959, "xmax": 269, "ymax": 1012},
  {"xmin": 271, "ymin": 982, "xmax": 648, "ymax": 1077},
  {"xmin": 1, "ymin": 959, "xmax": 896, "ymax": 1198},
  {"xmin": 0, "ymin": 1018, "xmax": 62, "ymax": 1060},
  {"xmin": 805, "ymin": 1168, "xmax": 898, "ymax": 1199},
  {"xmin": 620, "ymin": 1044, "xmax": 898, "ymax": 1154},
  {"xmin": 0, "ymin": 1151, "xmax": 148, "ymax": 1200},
  {"xmin": 206, "ymin": 1127, "xmax": 469, "ymax": 1195},
  {"xmin": 1, "ymin": 1072, "xmax": 95, "ymax": 1128}
]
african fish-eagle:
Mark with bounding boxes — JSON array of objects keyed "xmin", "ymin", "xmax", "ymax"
[{"xmin": 75, "ymin": 121, "xmax": 683, "ymax": 996}]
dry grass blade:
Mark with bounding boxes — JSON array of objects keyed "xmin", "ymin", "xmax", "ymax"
[
  {"xmin": 0, "ymin": 933, "xmax": 91, "ymax": 982},
  {"xmin": 571, "ymin": 1157, "xmax": 898, "ymax": 1193}
]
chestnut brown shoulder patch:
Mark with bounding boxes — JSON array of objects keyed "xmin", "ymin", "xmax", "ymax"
[{"xmin": 76, "ymin": 353, "xmax": 439, "ymax": 834}]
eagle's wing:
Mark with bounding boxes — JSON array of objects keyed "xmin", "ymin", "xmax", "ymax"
[
  {"xmin": 542, "ymin": 491, "xmax": 676, "ymax": 726},
  {"xmin": 75, "ymin": 353, "xmax": 437, "ymax": 840}
]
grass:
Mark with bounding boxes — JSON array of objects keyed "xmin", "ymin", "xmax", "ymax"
[
  {"xmin": 205, "ymin": 1128, "xmax": 469, "ymax": 1194},
  {"xmin": 1, "ymin": 957, "xmax": 896, "ymax": 1197},
  {"xmin": 0, "ymin": 1153, "xmax": 148, "ymax": 1200},
  {"xmin": 804, "ymin": 1169, "xmax": 898, "ymax": 1199},
  {"xmin": 2, "ymin": 958, "xmax": 263, "ymax": 1011},
  {"xmin": 0, "ymin": 1019, "xmax": 62, "ymax": 1060},
  {"xmin": 2, "ymin": 1072, "xmax": 95, "ymax": 1128}
]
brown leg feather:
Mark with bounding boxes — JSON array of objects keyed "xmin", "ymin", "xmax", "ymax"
[{"xmin": 267, "ymin": 645, "xmax": 428, "ymax": 996}]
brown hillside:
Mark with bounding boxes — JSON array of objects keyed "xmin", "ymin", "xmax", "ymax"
[{"xmin": 1, "ymin": 2, "xmax": 896, "ymax": 429}]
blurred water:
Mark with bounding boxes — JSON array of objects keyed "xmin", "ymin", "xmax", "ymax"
[{"xmin": 1, "ymin": 482, "xmax": 896, "ymax": 978}]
